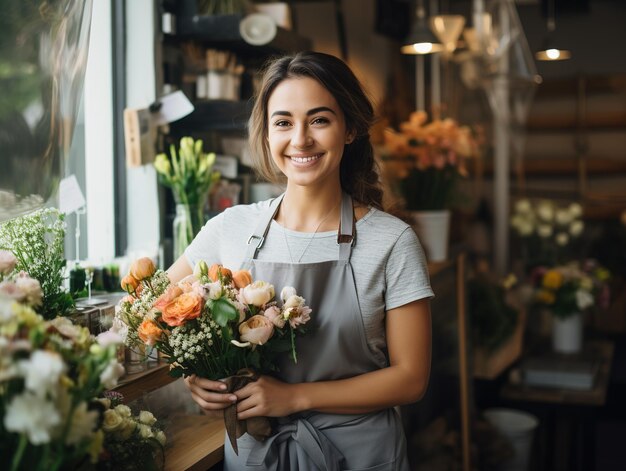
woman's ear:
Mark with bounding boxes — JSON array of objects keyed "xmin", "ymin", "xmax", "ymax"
[{"xmin": 346, "ymin": 130, "xmax": 356, "ymax": 144}]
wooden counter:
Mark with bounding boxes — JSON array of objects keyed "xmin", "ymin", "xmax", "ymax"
[{"xmin": 164, "ymin": 415, "xmax": 225, "ymax": 471}]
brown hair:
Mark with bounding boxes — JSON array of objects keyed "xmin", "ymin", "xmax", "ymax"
[{"xmin": 248, "ymin": 51, "xmax": 384, "ymax": 210}]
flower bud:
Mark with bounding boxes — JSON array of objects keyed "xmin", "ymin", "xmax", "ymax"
[
  {"xmin": 120, "ymin": 275, "xmax": 139, "ymax": 294},
  {"xmin": 130, "ymin": 258, "xmax": 156, "ymax": 281}
]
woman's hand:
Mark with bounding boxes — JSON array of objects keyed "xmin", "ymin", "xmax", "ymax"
[
  {"xmin": 234, "ymin": 375, "xmax": 302, "ymax": 420},
  {"xmin": 184, "ymin": 374, "xmax": 238, "ymax": 416}
]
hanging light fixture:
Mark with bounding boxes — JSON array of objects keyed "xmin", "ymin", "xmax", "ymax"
[
  {"xmin": 401, "ymin": 0, "xmax": 443, "ymax": 55},
  {"xmin": 429, "ymin": 14, "xmax": 465, "ymax": 57},
  {"xmin": 535, "ymin": 0, "xmax": 571, "ymax": 61}
]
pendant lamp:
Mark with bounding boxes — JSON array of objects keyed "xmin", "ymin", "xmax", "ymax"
[
  {"xmin": 429, "ymin": 14, "xmax": 465, "ymax": 57},
  {"xmin": 535, "ymin": 0, "xmax": 571, "ymax": 61},
  {"xmin": 401, "ymin": 0, "xmax": 443, "ymax": 55}
]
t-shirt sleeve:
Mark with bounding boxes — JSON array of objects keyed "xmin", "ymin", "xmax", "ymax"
[
  {"xmin": 384, "ymin": 227, "xmax": 434, "ymax": 310},
  {"xmin": 183, "ymin": 211, "xmax": 224, "ymax": 270}
]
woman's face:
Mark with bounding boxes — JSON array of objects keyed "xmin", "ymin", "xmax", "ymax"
[{"xmin": 266, "ymin": 77, "xmax": 353, "ymax": 190}]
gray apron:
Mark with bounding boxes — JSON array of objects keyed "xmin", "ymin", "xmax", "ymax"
[{"xmin": 224, "ymin": 192, "xmax": 410, "ymax": 471}]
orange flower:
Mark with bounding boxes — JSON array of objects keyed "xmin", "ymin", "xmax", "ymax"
[
  {"xmin": 154, "ymin": 285, "xmax": 183, "ymax": 311},
  {"xmin": 138, "ymin": 319, "xmax": 164, "ymax": 346},
  {"xmin": 120, "ymin": 275, "xmax": 139, "ymax": 294},
  {"xmin": 208, "ymin": 264, "xmax": 232, "ymax": 282},
  {"xmin": 542, "ymin": 270, "xmax": 563, "ymax": 290},
  {"xmin": 130, "ymin": 257, "xmax": 156, "ymax": 281},
  {"xmin": 161, "ymin": 292, "xmax": 203, "ymax": 327},
  {"xmin": 232, "ymin": 270, "xmax": 252, "ymax": 289}
]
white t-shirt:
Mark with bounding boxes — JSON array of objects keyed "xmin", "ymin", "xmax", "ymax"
[{"xmin": 185, "ymin": 199, "xmax": 434, "ymax": 365}]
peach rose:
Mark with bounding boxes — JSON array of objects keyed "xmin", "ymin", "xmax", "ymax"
[
  {"xmin": 161, "ymin": 292, "xmax": 204, "ymax": 327},
  {"xmin": 130, "ymin": 257, "xmax": 156, "ymax": 281},
  {"xmin": 232, "ymin": 270, "xmax": 252, "ymax": 289},
  {"xmin": 241, "ymin": 281, "xmax": 274, "ymax": 307},
  {"xmin": 120, "ymin": 275, "xmax": 139, "ymax": 294},
  {"xmin": 208, "ymin": 264, "xmax": 232, "ymax": 283},
  {"xmin": 154, "ymin": 285, "xmax": 183, "ymax": 311},
  {"xmin": 239, "ymin": 315, "xmax": 274, "ymax": 345},
  {"xmin": 138, "ymin": 319, "xmax": 164, "ymax": 346}
]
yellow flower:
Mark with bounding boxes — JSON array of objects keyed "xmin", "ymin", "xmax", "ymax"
[
  {"xmin": 536, "ymin": 289, "xmax": 556, "ymax": 305},
  {"xmin": 542, "ymin": 270, "xmax": 563, "ymax": 290},
  {"xmin": 154, "ymin": 153, "xmax": 171, "ymax": 176}
]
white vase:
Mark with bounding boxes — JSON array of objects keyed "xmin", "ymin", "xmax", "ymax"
[
  {"xmin": 552, "ymin": 312, "xmax": 583, "ymax": 354},
  {"xmin": 409, "ymin": 210, "xmax": 451, "ymax": 263}
]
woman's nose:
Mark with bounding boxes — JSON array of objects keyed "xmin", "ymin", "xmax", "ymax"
[{"xmin": 291, "ymin": 124, "xmax": 313, "ymax": 148}]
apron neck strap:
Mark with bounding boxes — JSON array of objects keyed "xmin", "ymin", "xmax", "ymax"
[
  {"xmin": 245, "ymin": 193, "xmax": 284, "ymax": 260},
  {"xmin": 245, "ymin": 192, "xmax": 355, "ymax": 261}
]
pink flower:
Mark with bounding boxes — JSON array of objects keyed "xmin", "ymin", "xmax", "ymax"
[
  {"xmin": 0, "ymin": 250, "xmax": 17, "ymax": 275},
  {"xmin": 14, "ymin": 275, "xmax": 43, "ymax": 306},
  {"xmin": 263, "ymin": 305, "xmax": 285, "ymax": 328},
  {"xmin": 288, "ymin": 306, "xmax": 312, "ymax": 329},
  {"xmin": 239, "ymin": 315, "xmax": 274, "ymax": 345}
]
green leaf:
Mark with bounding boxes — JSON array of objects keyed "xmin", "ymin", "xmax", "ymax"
[{"xmin": 209, "ymin": 298, "xmax": 239, "ymax": 327}]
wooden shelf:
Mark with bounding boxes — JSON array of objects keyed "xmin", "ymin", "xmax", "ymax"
[
  {"xmin": 113, "ymin": 363, "xmax": 178, "ymax": 404},
  {"xmin": 164, "ymin": 415, "xmax": 225, "ymax": 471},
  {"xmin": 472, "ymin": 157, "xmax": 626, "ymax": 177},
  {"xmin": 170, "ymin": 99, "xmax": 253, "ymax": 132}
]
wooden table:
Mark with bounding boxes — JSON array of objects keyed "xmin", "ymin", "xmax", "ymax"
[{"xmin": 164, "ymin": 415, "xmax": 225, "ymax": 471}]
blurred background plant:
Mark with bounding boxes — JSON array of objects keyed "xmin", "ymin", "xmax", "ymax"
[
  {"xmin": 0, "ymin": 276, "xmax": 125, "ymax": 471},
  {"xmin": 0, "ymin": 208, "xmax": 74, "ymax": 319},
  {"xmin": 510, "ymin": 198, "xmax": 584, "ymax": 272},
  {"xmin": 96, "ymin": 391, "xmax": 166, "ymax": 471},
  {"xmin": 153, "ymin": 136, "xmax": 220, "ymax": 259},
  {"xmin": 380, "ymin": 111, "xmax": 482, "ymax": 211}
]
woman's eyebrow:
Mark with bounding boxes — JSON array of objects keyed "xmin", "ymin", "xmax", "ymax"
[{"xmin": 270, "ymin": 106, "xmax": 337, "ymax": 118}]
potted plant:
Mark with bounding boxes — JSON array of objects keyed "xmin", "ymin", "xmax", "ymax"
[{"xmin": 381, "ymin": 111, "xmax": 481, "ymax": 262}]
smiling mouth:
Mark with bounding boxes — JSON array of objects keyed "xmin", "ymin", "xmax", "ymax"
[{"xmin": 288, "ymin": 153, "xmax": 323, "ymax": 163}]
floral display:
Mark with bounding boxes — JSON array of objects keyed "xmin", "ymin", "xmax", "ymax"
[
  {"xmin": 154, "ymin": 137, "xmax": 220, "ymax": 259},
  {"xmin": 0, "ymin": 208, "xmax": 74, "ymax": 319},
  {"xmin": 531, "ymin": 260, "xmax": 610, "ymax": 319},
  {"xmin": 0, "ymin": 274, "xmax": 125, "ymax": 471},
  {"xmin": 381, "ymin": 111, "xmax": 481, "ymax": 210},
  {"xmin": 510, "ymin": 198, "xmax": 584, "ymax": 269},
  {"xmin": 113, "ymin": 258, "xmax": 312, "ymax": 380},
  {"xmin": 96, "ymin": 391, "xmax": 166, "ymax": 471}
]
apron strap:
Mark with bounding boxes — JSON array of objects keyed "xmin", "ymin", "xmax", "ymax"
[
  {"xmin": 245, "ymin": 192, "xmax": 355, "ymax": 261},
  {"xmin": 245, "ymin": 193, "xmax": 285, "ymax": 260},
  {"xmin": 337, "ymin": 192, "xmax": 355, "ymax": 262}
]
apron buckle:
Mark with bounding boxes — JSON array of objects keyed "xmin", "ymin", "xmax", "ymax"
[
  {"xmin": 247, "ymin": 234, "xmax": 265, "ymax": 249},
  {"xmin": 337, "ymin": 234, "xmax": 355, "ymax": 246}
]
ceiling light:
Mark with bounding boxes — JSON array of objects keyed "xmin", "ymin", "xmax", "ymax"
[
  {"xmin": 535, "ymin": 0, "xmax": 571, "ymax": 61},
  {"xmin": 401, "ymin": 0, "xmax": 443, "ymax": 55}
]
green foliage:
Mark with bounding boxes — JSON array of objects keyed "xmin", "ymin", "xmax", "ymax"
[
  {"xmin": 0, "ymin": 208, "xmax": 74, "ymax": 319},
  {"xmin": 468, "ymin": 275, "xmax": 518, "ymax": 352}
]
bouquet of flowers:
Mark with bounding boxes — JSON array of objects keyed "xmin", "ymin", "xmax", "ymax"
[
  {"xmin": 0, "ymin": 272, "xmax": 125, "ymax": 471},
  {"xmin": 0, "ymin": 208, "xmax": 74, "ymax": 319},
  {"xmin": 531, "ymin": 260, "xmax": 610, "ymax": 319},
  {"xmin": 112, "ymin": 257, "xmax": 312, "ymax": 453},
  {"xmin": 96, "ymin": 391, "xmax": 166, "ymax": 471},
  {"xmin": 381, "ymin": 111, "xmax": 481, "ymax": 210},
  {"xmin": 154, "ymin": 137, "xmax": 220, "ymax": 258},
  {"xmin": 510, "ymin": 198, "xmax": 585, "ymax": 270}
]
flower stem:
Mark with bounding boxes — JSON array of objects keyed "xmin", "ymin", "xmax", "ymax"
[{"xmin": 10, "ymin": 434, "xmax": 27, "ymax": 471}]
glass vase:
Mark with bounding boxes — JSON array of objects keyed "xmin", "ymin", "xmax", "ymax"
[{"xmin": 173, "ymin": 203, "xmax": 205, "ymax": 260}]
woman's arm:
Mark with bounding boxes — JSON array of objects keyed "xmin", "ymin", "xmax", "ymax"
[
  {"xmin": 234, "ymin": 297, "xmax": 432, "ymax": 419},
  {"xmin": 166, "ymin": 254, "xmax": 194, "ymax": 283}
]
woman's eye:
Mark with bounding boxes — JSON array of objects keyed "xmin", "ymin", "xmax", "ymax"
[
  {"xmin": 273, "ymin": 120, "xmax": 291, "ymax": 127},
  {"xmin": 312, "ymin": 117, "xmax": 329, "ymax": 125}
]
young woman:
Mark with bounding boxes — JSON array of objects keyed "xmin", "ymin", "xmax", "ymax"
[{"xmin": 167, "ymin": 51, "xmax": 433, "ymax": 470}]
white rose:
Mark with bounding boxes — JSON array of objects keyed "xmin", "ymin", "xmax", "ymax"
[
  {"xmin": 280, "ymin": 286, "xmax": 297, "ymax": 303},
  {"xmin": 569, "ymin": 202, "xmax": 583, "ymax": 219},
  {"xmin": 117, "ymin": 418, "xmax": 137, "ymax": 440},
  {"xmin": 138, "ymin": 410, "xmax": 157, "ymax": 426},
  {"xmin": 536, "ymin": 201, "xmax": 554, "ymax": 222},
  {"xmin": 114, "ymin": 404, "xmax": 132, "ymax": 418},
  {"xmin": 102, "ymin": 409, "xmax": 124, "ymax": 433},
  {"xmin": 537, "ymin": 224, "xmax": 553, "ymax": 238},
  {"xmin": 206, "ymin": 281, "xmax": 222, "ymax": 300},
  {"xmin": 576, "ymin": 289, "xmax": 594, "ymax": 310},
  {"xmin": 555, "ymin": 232, "xmax": 569, "ymax": 246},
  {"xmin": 156, "ymin": 430, "xmax": 166, "ymax": 446},
  {"xmin": 138, "ymin": 423, "xmax": 154, "ymax": 439},
  {"xmin": 241, "ymin": 281, "xmax": 275, "ymax": 307},
  {"xmin": 0, "ymin": 250, "xmax": 17, "ymax": 275},
  {"xmin": 569, "ymin": 220, "xmax": 584, "ymax": 237},
  {"xmin": 514, "ymin": 199, "xmax": 532, "ymax": 214},
  {"xmin": 555, "ymin": 209, "xmax": 572, "ymax": 226}
]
